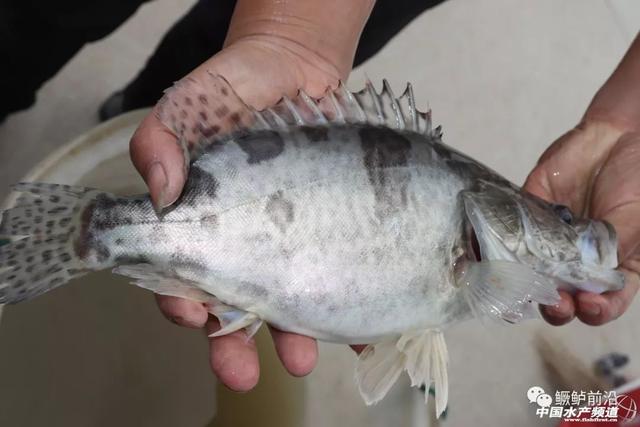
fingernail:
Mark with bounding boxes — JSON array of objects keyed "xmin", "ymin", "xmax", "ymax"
[
  {"xmin": 147, "ymin": 161, "xmax": 169, "ymax": 213},
  {"xmin": 581, "ymin": 302, "xmax": 601, "ymax": 317}
]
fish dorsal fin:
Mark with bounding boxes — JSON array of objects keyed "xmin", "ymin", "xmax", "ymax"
[{"xmin": 156, "ymin": 73, "xmax": 440, "ymax": 166}]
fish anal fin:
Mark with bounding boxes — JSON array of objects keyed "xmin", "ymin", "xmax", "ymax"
[
  {"xmin": 355, "ymin": 329, "xmax": 449, "ymax": 418},
  {"xmin": 113, "ymin": 264, "xmax": 214, "ymax": 303},
  {"xmin": 355, "ymin": 340, "xmax": 405, "ymax": 405},
  {"xmin": 113, "ymin": 264, "xmax": 263, "ymax": 339},
  {"xmin": 207, "ymin": 305, "xmax": 263, "ymax": 340}
]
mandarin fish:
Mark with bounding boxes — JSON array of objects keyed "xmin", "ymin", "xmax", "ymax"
[{"xmin": 0, "ymin": 76, "xmax": 624, "ymax": 417}]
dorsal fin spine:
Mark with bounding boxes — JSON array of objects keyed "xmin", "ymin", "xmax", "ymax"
[
  {"xmin": 299, "ymin": 90, "xmax": 328, "ymax": 125},
  {"xmin": 403, "ymin": 83, "xmax": 418, "ymax": 131},
  {"xmin": 251, "ymin": 111, "xmax": 271, "ymax": 130},
  {"xmin": 326, "ymin": 88, "xmax": 346, "ymax": 122},
  {"xmin": 266, "ymin": 108, "xmax": 288, "ymax": 129},
  {"xmin": 382, "ymin": 79, "xmax": 405, "ymax": 130},
  {"xmin": 338, "ymin": 82, "xmax": 366, "ymax": 122},
  {"xmin": 282, "ymin": 96, "xmax": 305, "ymax": 125},
  {"xmin": 156, "ymin": 74, "xmax": 441, "ymax": 164},
  {"xmin": 366, "ymin": 79, "xmax": 385, "ymax": 125}
]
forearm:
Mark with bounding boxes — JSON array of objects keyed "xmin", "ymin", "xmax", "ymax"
[
  {"xmin": 224, "ymin": 0, "xmax": 376, "ymax": 79},
  {"xmin": 584, "ymin": 33, "xmax": 640, "ymax": 132}
]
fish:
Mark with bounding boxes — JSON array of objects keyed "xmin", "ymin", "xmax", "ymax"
[{"xmin": 0, "ymin": 75, "xmax": 625, "ymax": 417}]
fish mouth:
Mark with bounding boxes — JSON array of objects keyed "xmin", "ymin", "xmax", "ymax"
[{"xmin": 575, "ymin": 219, "xmax": 619, "ymax": 269}]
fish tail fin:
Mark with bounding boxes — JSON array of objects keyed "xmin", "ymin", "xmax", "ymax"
[
  {"xmin": 355, "ymin": 329, "xmax": 449, "ymax": 418},
  {"xmin": 0, "ymin": 182, "xmax": 102, "ymax": 303},
  {"xmin": 460, "ymin": 260, "xmax": 561, "ymax": 323}
]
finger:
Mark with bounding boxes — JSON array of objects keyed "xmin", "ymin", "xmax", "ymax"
[
  {"xmin": 155, "ymin": 294, "xmax": 208, "ymax": 328},
  {"xmin": 539, "ymin": 291, "xmax": 576, "ymax": 326},
  {"xmin": 575, "ymin": 269, "xmax": 640, "ymax": 325},
  {"xmin": 130, "ymin": 113, "xmax": 187, "ymax": 211},
  {"xmin": 207, "ymin": 317, "xmax": 260, "ymax": 392},
  {"xmin": 269, "ymin": 327, "xmax": 317, "ymax": 377}
]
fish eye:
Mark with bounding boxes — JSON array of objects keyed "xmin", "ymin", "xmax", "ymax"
[{"xmin": 552, "ymin": 204, "xmax": 573, "ymax": 225}]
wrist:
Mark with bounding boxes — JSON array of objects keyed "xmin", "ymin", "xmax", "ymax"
[
  {"xmin": 573, "ymin": 118, "xmax": 628, "ymax": 149},
  {"xmin": 583, "ymin": 34, "xmax": 640, "ymax": 134},
  {"xmin": 582, "ymin": 108, "xmax": 639, "ymax": 136},
  {"xmin": 583, "ymin": 97, "xmax": 640, "ymax": 135},
  {"xmin": 182, "ymin": 34, "xmax": 350, "ymax": 113},
  {"xmin": 224, "ymin": 0, "xmax": 375, "ymax": 82}
]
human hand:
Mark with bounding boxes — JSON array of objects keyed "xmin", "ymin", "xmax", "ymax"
[
  {"xmin": 524, "ymin": 120, "xmax": 640, "ymax": 325},
  {"xmin": 128, "ymin": 33, "xmax": 352, "ymax": 390}
]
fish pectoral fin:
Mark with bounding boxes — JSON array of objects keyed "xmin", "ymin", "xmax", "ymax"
[
  {"xmin": 114, "ymin": 264, "xmax": 264, "ymax": 339},
  {"xmin": 355, "ymin": 329, "xmax": 449, "ymax": 418},
  {"xmin": 459, "ymin": 260, "xmax": 560, "ymax": 323}
]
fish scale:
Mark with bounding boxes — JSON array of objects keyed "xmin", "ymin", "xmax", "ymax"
[{"xmin": 0, "ymin": 77, "xmax": 625, "ymax": 418}]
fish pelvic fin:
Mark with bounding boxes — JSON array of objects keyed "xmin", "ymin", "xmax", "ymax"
[
  {"xmin": 155, "ymin": 73, "xmax": 441, "ymax": 170},
  {"xmin": 0, "ymin": 183, "xmax": 105, "ymax": 303},
  {"xmin": 114, "ymin": 263, "xmax": 263, "ymax": 340},
  {"xmin": 459, "ymin": 260, "xmax": 560, "ymax": 323},
  {"xmin": 355, "ymin": 329, "xmax": 449, "ymax": 418}
]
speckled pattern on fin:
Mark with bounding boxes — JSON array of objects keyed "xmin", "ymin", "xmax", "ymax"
[
  {"xmin": 0, "ymin": 183, "xmax": 103, "ymax": 303},
  {"xmin": 155, "ymin": 73, "xmax": 440, "ymax": 174},
  {"xmin": 355, "ymin": 329, "xmax": 449, "ymax": 418},
  {"xmin": 114, "ymin": 264, "xmax": 263, "ymax": 339}
]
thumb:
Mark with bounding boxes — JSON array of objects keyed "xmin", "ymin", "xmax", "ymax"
[{"xmin": 130, "ymin": 113, "xmax": 187, "ymax": 211}]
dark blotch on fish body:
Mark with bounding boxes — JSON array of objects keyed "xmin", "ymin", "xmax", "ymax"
[
  {"xmin": 181, "ymin": 166, "xmax": 218, "ymax": 203},
  {"xmin": 94, "ymin": 240, "xmax": 111, "ymax": 263},
  {"xmin": 300, "ymin": 126, "xmax": 329, "ymax": 143},
  {"xmin": 359, "ymin": 126, "xmax": 411, "ymax": 170},
  {"xmin": 115, "ymin": 254, "xmax": 150, "ymax": 264},
  {"xmin": 169, "ymin": 253, "xmax": 207, "ymax": 273},
  {"xmin": 241, "ymin": 281, "xmax": 269, "ymax": 298},
  {"xmin": 200, "ymin": 214, "xmax": 218, "ymax": 229},
  {"xmin": 148, "ymin": 224, "xmax": 168, "ymax": 244},
  {"xmin": 359, "ymin": 126, "xmax": 412, "ymax": 219},
  {"xmin": 236, "ymin": 130, "xmax": 285, "ymax": 164},
  {"xmin": 265, "ymin": 191, "xmax": 295, "ymax": 233},
  {"xmin": 90, "ymin": 195, "xmax": 132, "ymax": 231},
  {"xmin": 74, "ymin": 195, "xmax": 150, "ymax": 263}
]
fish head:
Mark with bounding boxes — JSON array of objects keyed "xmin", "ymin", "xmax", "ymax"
[{"xmin": 463, "ymin": 182, "xmax": 624, "ymax": 294}]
